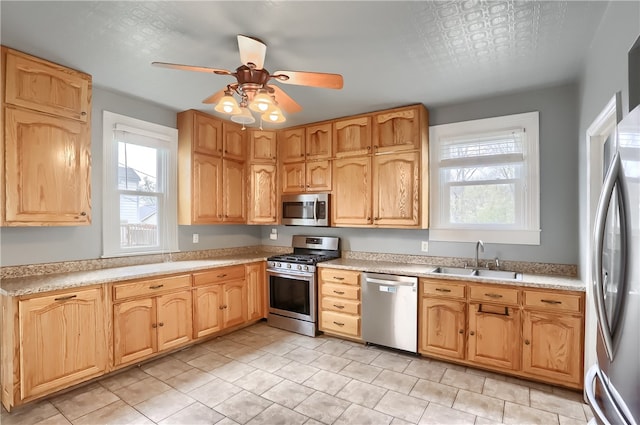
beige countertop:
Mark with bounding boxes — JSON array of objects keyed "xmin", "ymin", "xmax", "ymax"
[
  {"xmin": 0, "ymin": 253, "xmax": 270, "ymax": 297},
  {"xmin": 318, "ymin": 258, "xmax": 585, "ymax": 292},
  {"xmin": 1, "ymin": 253, "xmax": 585, "ymax": 297}
]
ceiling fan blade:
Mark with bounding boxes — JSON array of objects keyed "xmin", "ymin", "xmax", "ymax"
[
  {"xmin": 237, "ymin": 35, "xmax": 266, "ymax": 70},
  {"xmin": 152, "ymin": 61, "xmax": 232, "ymax": 75},
  {"xmin": 273, "ymin": 70, "xmax": 343, "ymax": 89},
  {"xmin": 202, "ymin": 88, "xmax": 227, "ymax": 104},
  {"xmin": 268, "ymin": 85, "xmax": 302, "ymax": 113}
]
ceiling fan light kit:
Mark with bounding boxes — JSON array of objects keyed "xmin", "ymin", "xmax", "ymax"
[{"xmin": 152, "ymin": 34, "xmax": 343, "ymax": 127}]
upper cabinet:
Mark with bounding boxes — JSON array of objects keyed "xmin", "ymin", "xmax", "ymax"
[
  {"xmin": 306, "ymin": 122, "xmax": 332, "ymax": 160},
  {"xmin": 333, "ymin": 116, "xmax": 372, "ymax": 157},
  {"xmin": 249, "ymin": 130, "xmax": 277, "ymax": 163},
  {"xmin": 2, "ymin": 47, "xmax": 92, "ymax": 226},
  {"xmin": 4, "ymin": 47, "xmax": 90, "ymax": 122},
  {"xmin": 177, "ymin": 110, "xmax": 246, "ymax": 224},
  {"xmin": 279, "ymin": 127, "xmax": 306, "ymax": 163},
  {"xmin": 373, "ymin": 105, "xmax": 424, "ymax": 153}
]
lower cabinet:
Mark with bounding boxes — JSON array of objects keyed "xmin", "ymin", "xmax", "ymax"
[
  {"xmin": 418, "ymin": 278, "xmax": 585, "ymax": 389},
  {"xmin": 192, "ymin": 265, "xmax": 248, "ymax": 338},
  {"xmin": 246, "ymin": 262, "xmax": 267, "ymax": 321},
  {"xmin": 113, "ymin": 275, "xmax": 193, "ymax": 366},
  {"xmin": 1, "ymin": 285, "xmax": 108, "ymax": 410},
  {"xmin": 318, "ymin": 268, "xmax": 362, "ymax": 340}
]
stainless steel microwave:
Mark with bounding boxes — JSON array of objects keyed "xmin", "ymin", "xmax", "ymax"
[{"xmin": 281, "ymin": 193, "xmax": 330, "ymax": 226}]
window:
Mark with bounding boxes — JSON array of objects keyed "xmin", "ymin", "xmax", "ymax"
[
  {"xmin": 429, "ymin": 111, "xmax": 540, "ymax": 245},
  {"xmin": 102, "ymin": 111, "xmax": 178, "ymax": 257}
]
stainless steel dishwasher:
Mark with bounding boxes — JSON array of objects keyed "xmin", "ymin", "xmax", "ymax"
[{"xmin": 361, "ymin": 272, "xmax": 418, "ymax": 353}]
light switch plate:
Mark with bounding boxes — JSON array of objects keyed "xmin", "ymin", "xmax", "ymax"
[{"xmin": 421, "ymin": 241, "xmax": 429, "ymax": 252}]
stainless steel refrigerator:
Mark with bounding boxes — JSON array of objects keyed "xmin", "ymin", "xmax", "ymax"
[{"xmin": 586, "ymin": 105, "xmax": 640, "ymax": 425}]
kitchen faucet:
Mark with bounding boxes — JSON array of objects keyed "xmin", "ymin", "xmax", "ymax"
[{"xmin": 475, "ymin": 240, "xmax": 484, "ymax": 268}]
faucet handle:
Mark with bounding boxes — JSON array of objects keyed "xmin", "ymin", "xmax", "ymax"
[{"xmin": 494, "ymin": 257, "xmax": 500, "ymax": 270}]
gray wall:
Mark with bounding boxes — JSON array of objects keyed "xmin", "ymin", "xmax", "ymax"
[
  {"xmin": 0, "ymin": 86, "xmax": 261, "ymax": 267},
  {"xmin": 262, "ymin": 82, "xmax": 581, "ymax": 266},
  {"xmin": 0, "ymin": 78, "xmax": 581, "ymax": 267},
  {"xmin": 578, "ymin": 2, "xmax": 640, "ymax": 279}
]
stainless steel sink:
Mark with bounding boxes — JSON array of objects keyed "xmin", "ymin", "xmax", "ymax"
[
  {"xmin": 431, "ymin": 266, "xmax": 522, "ymax": 281},
  {"xmin": 431, "ymin": 267, "xmax": 476, "ymax": 276},
  {"xmin": 472, "ymin": 269, "xmax": 522, "ymax": 280}
]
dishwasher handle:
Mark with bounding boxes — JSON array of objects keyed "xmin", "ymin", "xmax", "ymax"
[{"xmin": 364, "ymin": 277, "xmax": 416, "ymax": 287}]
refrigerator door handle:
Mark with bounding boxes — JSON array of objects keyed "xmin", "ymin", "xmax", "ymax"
[
  {"xmin": 585, "ymin": 365, "xmax": 613, "ymax": 425},
  {"xmin": 592, "ymin": 151, "xmax": 623, "ymax": 360}
]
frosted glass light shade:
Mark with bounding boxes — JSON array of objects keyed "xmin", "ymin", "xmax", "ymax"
[
  {"xmin": 231, "ymin": 106, "xmax": 256, "ymax": 124},
  {"xmin": 214, "ymin": 95, "xmax": 241, "ymax": 114},
  {"xmin": 249, "ymin": 91, "xmax": 274, "ymax": 112},
  {"xmin": 262, "ymin": 106, "xmax": 286, "ymax": 123}
]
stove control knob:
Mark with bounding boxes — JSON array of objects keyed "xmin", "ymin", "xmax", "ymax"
[
  {"xmin": 276, "ymin": 262, "xmax": 281, "ymax": 267},
  {"xmin": 297, "ymin": 265, "xmax": 302, "ymax": 270},
  {"xmin": 287, "ymin": 264, "xmax": 292, "ymax": 269},
  {"xmin": 304, "ymin": 265, "xmax": 309, "ymax": 271}
]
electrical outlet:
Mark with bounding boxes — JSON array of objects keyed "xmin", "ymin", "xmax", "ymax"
[
  {"xmin": 192, "ymin": 233, "xmax": 199, "ymax": 243},
  {"xmin": 421, "ymin": 241, "xmax": 429, "ymax": 252}
]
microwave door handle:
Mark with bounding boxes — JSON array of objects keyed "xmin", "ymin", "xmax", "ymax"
[
  {"xmin": 592, "ymin": 151, "xmax": 620, "ymax": 361},
  {"xmin": 313, "ymin": 197, "xmax": 318, "ymax": 222}
]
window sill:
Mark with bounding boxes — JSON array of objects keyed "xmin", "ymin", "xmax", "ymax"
[{"xmin": 428, "ymin": 228, "xmax": 540, "ymax": 245}]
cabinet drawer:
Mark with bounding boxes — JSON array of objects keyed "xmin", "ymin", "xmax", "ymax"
[
  {"xmin": 321, "ymin": 311, "xmax": 360, "ymax": 337},
  {"xmin": 114, "ymin": 275, "xmax": 191, "ymax": 300},
  {"xmin": 524, "ymin": 290, "xmax": 582, "ymax": 313},
  {"xmin": 321, "ymin": 297, "xmax": 360, "ymax": 315},
  {"xmin": 321, "ymin": 283, "xmax": 360, "ymax": 300},
  {"xmin": 469, "ymin": 285, "xmax": 519, "ymax": 305},
  {"xmin": 193, "ymin": 265, "xmax": 246, "ymax": 286},
  {"xmin": 319, "ymin": 268, "xmax": 360, "ymax": 285},
  {"xmin": 421, "ymin": 280, "xmax": 466, "ymax": 299}
]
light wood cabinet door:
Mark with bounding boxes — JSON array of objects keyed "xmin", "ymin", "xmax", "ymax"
[
  {"xmin": 188, "ymin": 153, "xmax": 222, "ymax": 224},
  {"xmin": 279, "ymin": 128, "xmax": 306, "ymax": 163},
  {"xmin": 332, "ymin": 156, "xmax": 372, "ymax": 226},
  {"xmin": 223, "ymin": 122, "xmax": 246, "ymax": 161},
  {"xmin": 419, "ymin": 297, "xmax": 466, "ymax": 360},
  {"xmin": 19, "ymin": 287, "xmax": 106, "ymax": 399},
  {"xmin": 333, "ymin": 116, "xmax": 372, "ymax": 157},
  {"xmin": 306, "ymin": 123, "xmax": 332, "ymax": 160},
  {"xmin": 113, "ymin": 298, "xmax": 156, "ymax": 366},
  {"xmin": 5, "ymin": 48, "xmax": 91, "ymax": 122},
  {"xmin": 468, "ymin": 303, "xmax": 520, "ymax": 370},
  {"xmin": 248, "ymin": 164, "xmax": 278, "ymax": 224},
  {"xmin": 373, "ymin": 151, "xmax": 420, "ymax": 226},
  {"xmin": 4, "ymin": 107, "xmax": 91, "ymax": 226},
  {"xmin": 281, "ymin": 162, "xmax": 305, "ymax": 194},
  {"xmin": 222, "ymin": 159, "xmax": 246, "ymax": 223},
  {"xmin": 193, "ymin": 285, "xmax": 223, "ymax": 338},
  {"xmin": 156, "ymin": 291, "xmax": 192, "ymax": 352},
  {"xmin": 522, "ymin": 311, "xmax": 583, "ymax": 386},
  {"xmin": 373, "ymin": 106, "xmax": 421, "ymax": 153},
  {"xmin": 192, "ymin": 111, "xmax": 223, "ymax": 156},
  {"xmin": 249, "ymin": 130, "xmax": 277, "ymax": 162},
  {"xmin": 246, "ymin": 263, "xmax": 266, "ymax": 321},
  {"xmin": 306, "ymin": 160, "xmax": 332, "ymax": 192},
  {"xmin": 222, "ymin": 280, "xmax": 248, "ymax": 329}
]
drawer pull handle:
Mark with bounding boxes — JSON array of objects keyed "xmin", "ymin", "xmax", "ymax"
[
  {"xmin": 478, "ymin": 304, "xmax": 510, "ymax": 316},
  {"xmin": 484, "ymin": 293, "xmax": 503, "ymax": 299},
  {"xmin": 541, "ymin": 299, "xmax": 562, "ymax": 305},
  {"xmin": 333, "ymin": 277, "xmax": 345, "ymax": 281},
  {"xmin": 333, "ymin": 290, "xmax": 345, "ymax": 295},
  {"xmin": 150, "ymin": 284, "xmax": 164, "ymax": 290},
  {"xmin": 333, "ymin": 304, "xmax": 345, "ymax": 309},
  {"xmin": 217, "ymin": 274, "xmax": 227, "ymax": 278},
  {"xmin": 435, "ymin": 288, "xmax": 451, "ymax": 293},
  {"xmin": 333, "ymin": 321, "xmax": 345, "ymax": 327},
  {"xmin": 54, "ymin": 295, "xmax": 77, "ymax": 301}
]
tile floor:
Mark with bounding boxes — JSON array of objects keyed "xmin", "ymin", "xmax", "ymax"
[{"xmin": 2, "ymin": 321, "xmax": 594, "ymax": 425}]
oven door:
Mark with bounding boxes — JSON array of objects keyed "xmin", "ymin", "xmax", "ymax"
[{"xmin": 267, "ymin": 269, "xmax": 316, "ymax": 322}]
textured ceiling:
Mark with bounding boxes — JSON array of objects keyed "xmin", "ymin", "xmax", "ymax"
[{"xmin": 1, "ymin": 1, "xmax": 609, "ymax": 127}]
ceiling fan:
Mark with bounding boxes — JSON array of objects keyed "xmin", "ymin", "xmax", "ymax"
[{"xmin": 152, "ymin": 34, "xmax": 344, "ymax": 125}]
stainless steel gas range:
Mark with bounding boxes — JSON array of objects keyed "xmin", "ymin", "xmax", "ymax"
[{"xmin": 266, "ymin": 235, "xmax": 340, "ymax": 337}]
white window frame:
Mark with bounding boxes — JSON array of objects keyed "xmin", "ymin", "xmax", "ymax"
[
  {"xmin": 429, "ymin": 111, "xmax": 540, "ymax": 245},
  {"xmin": 102, "ymin": 111, "xmax": 179, "ymax": 257}
]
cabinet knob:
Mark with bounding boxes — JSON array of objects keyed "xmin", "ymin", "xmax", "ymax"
[
  {"xmin": 152, "ymin": 323, "xmax": 157, "ymax": 328},
  {"xmin": 366, "ymin": 146, "xmax": 371, "ymax": 150},
  {"xmin": 459, "ymin": 329, "xmax": 464, "ymax": 334},
  {"xmin": 219, "ymin": 306, "xmax": 225, "ymax": 310},
  {"xmin": 469, "ymin": 331, "xmax": 475, "ymax": 336},
  {"xmin": 367, "ymin": 217, "xmax": 371, "ymax": 221},
  {"xmin": 80, "ymin": 211, "xmax": 87, "ymax": 216},
  {"xmin": 81, "ymin": 111, "xmax": 87, "ymax": 116},
  {"xmin": 158, "ymin": 322, "xmax": 164, "ymax": 327},
  {"xmin": 524, "ymin": 339, "xmax": 530, "ymax": 345}
]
